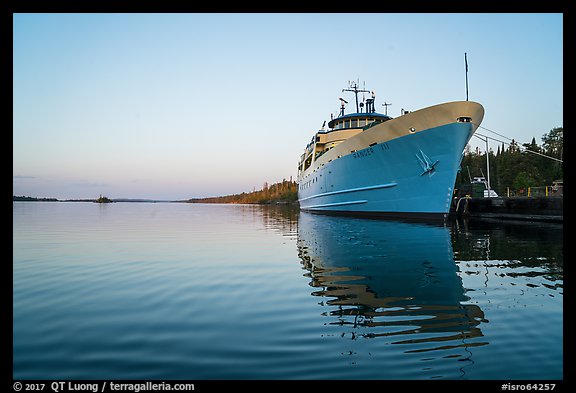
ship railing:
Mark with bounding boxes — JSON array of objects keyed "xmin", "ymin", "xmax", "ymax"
[
  {"xmin": 526, "ymin": 186, "xmax": 563, "ymax": 197},
  {"xmin": 495, "ymin": 186, "xmax": 564, "ymax": 197}
]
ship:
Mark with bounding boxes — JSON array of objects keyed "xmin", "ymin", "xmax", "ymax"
[{"xmin": 296, "ymin": 81, "xmax": 485, "ymax": 219}]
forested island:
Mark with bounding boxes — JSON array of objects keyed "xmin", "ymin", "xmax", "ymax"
[
  {"xmin": 186, "ymin": 178, "xmax": 298, "ymax": 205},
  {"xmin": 94, "ymin": 195, "xmax": 113, "ymax": 203}
]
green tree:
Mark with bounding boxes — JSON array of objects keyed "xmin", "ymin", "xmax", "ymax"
[
  {"xmin": 513, "ymin": 171, "xmax": 537, "ymax": 193},
  {"xmin": 541, "ymin": 127, "xmax": 563, "ymax": 183},
  {"xmin": 541, "ymin": 127, "xmax": 563, "ymax": 159}
]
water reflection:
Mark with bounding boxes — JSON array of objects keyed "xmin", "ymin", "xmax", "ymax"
[
  {"xmin": 450, "ymin": 217, "xmax": 563, "ymax": 304},
  {"xmin": 451, "ymin": 217, "xmax": 563, "ymax": 267},
  {"xmin": 297, "ymin": 212, "xmax": 489, "ymax": 355},
  {"xmin": 260, "ymin": 204, "xmax": 299, "ymax": 238}
]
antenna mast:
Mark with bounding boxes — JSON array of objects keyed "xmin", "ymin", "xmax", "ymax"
[{"xmin": 343, "ymin": 80, "xmax": 370, "ymax": 113}]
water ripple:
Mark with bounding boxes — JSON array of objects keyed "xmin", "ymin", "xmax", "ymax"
[{"xmin": 13, "ymin": 203, "xmax": 562, "ymax": 379}]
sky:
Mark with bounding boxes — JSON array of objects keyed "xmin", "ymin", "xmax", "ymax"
[{"xmin": 12, "ymin": 13, "xmax": 563, "ymax": 200}]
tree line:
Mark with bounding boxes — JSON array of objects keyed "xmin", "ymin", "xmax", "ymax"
[
  {"xmin": 456, "ymin": 127, "xmax": 563, "ymax": 196},
  {"xmin": 13, "ymin": 195, "xmax": 59, "ymax": 202},
  {"xmin": 187, "ymin": 178, "xmax": 298, "ymax": 204}
]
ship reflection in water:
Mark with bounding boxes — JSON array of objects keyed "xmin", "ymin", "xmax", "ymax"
[{"xmin": 297, "ymin": 212, "xmax": 489, "ymax": 356}]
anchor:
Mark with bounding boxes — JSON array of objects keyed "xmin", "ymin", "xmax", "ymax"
[{"xmin": 416, "ymin": 149, "xmax": 439, "ymax": 176}]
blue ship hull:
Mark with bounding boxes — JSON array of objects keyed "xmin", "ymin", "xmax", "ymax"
[{"xmin": 298, "ymin": 120, "xmax": 476, "ymax": 218}]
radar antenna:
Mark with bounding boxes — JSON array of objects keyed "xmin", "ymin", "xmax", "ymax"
[
  {"xmin": 338, "ymin": 97, "xmax": 348, "ymax": 116},
  {"xmin": 382, "ymin": 102, "xmax": 392, "ymax": 115}
]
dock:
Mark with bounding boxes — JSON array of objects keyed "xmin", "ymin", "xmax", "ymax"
[{"xmin": 451, "ymin": 196, "xmax": 563, "ymax": 222}]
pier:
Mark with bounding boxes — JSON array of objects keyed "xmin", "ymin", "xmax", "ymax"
[{"xmin": 451, "ymin": 196, "xmax": 563, "ymax": 222}]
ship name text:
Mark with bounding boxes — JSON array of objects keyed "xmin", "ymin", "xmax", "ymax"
[{"xmin": 352, "ymin": 143, "xmax": 390, "ymax": 159}]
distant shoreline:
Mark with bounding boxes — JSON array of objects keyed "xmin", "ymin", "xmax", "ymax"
[
  {"xmin": 12, "ymin": 196, "xmax": 299, "ymax": 206},
  {"xmin": 12, "ymin": 196, "xmax": 172, "ymax": 203},
  {"xmin": 13, "ymin": 179, "xmax": 299, "ymax": 206}
]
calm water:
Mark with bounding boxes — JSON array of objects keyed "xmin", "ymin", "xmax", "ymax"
[{"xmin": 13, "ymin": 202, "xmax": 563, "ymax": 380}]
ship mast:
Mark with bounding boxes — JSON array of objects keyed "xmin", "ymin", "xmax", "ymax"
[
  {"xmin": 465, "ymin": 52, "xmax": 469, "ymax": 101},
  {"xmin": 342, "ymin": 80, "xmax": 371, "ymax": 113}
]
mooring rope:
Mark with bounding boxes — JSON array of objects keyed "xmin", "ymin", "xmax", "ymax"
[{"xmin": 472, "ymin": 123, "xmax": 563, "ymax": 163}]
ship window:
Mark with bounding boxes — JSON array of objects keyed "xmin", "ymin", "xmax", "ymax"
[
  {"xmin": 345, "ymin": 120, "xmax": 351, "ymax": 128},
  {"xmin": 359, "ymin": 119, "xmax": 366, "ymax": 127},
  {"xmin": 351, "ymin": 119, "xmax": 358, "ymax": 128}
]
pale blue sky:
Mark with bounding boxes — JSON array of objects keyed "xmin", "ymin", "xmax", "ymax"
[{"xmin": 13, "ymin": 13, "xmax": 563, "ymax": 200}]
